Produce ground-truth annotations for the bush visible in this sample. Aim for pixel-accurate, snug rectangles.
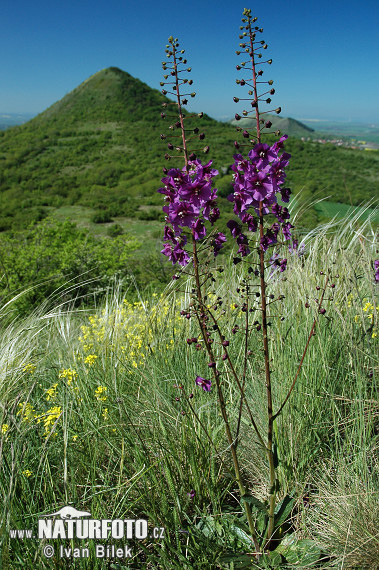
[91,211,113,223]
[0,217,140,315]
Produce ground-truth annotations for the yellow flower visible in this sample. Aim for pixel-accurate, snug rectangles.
[102,408,109,420]
[59,368,77,386]
[1,424,9,435]
[23,363,36,374]
[22,470,32,477]
[35,406,62,435]
[84,354,98,366]
[94,386,107,402]
[17,402,35,422]
[72,435,78,442]
[45,383,58,401]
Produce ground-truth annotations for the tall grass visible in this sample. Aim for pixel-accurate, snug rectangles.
[0,215,377,568]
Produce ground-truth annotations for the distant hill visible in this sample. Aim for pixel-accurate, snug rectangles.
[229,114,314,138]
[30,67,167,126]
[0,113,34,130]
[0,67,377,235]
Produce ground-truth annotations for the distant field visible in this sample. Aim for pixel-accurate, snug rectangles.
[299,119,379,145]
[313,200,379,222]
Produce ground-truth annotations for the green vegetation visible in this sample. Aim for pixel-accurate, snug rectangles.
[0,218,140,317]
[0,67,377,316]
[0,218,377,568]
[0,67,377,236]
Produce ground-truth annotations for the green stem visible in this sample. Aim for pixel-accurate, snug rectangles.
[258,202,276,547]
[192,237,260,552]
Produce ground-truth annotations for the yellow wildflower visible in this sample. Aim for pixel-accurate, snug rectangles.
[102,408,109,420]
[1,424,9,435]
[23,363,36,374]
[45,383,58,401]
[59,368,77,386]
[17,402,35,422]
[36,406,62,435]
[94,386,107,402]
[22,470,32,477]
[84,354,98,366]
[72,435,78,442]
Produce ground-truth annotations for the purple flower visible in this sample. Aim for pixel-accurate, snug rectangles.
[187,489,196,499]
[195,376,212,392]
[282,222,294,241]
[375,260,379,282]
[192,218,206,241]
[227,219,242,238]
[159,159,222,266]
[212,232,226,256]
[289,239,306,257]
[161,238,190,266]
[227,135,292,252]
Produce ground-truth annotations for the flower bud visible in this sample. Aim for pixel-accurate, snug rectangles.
[203,146,210,154]
[235,113,241,120]
[243,130,249,138]
[265,121,272,128]
[275,107,281,114]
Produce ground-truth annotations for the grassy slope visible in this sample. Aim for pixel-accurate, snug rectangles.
[0,217,378,568]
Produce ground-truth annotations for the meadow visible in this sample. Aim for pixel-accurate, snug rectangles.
[0,9,379,568]
[0,210,378,568]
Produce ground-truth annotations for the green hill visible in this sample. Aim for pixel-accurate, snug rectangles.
[0,66,377,236]
[229,114,314,138]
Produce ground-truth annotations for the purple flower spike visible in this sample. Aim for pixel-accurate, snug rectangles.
[227,135,292,252]
[159,158,222,266]
[195,376,212,392]
[188,489,196,499]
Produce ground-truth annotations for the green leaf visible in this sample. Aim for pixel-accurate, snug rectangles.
[274,495,295,528]
[285,539,322,565]
[241,494,267,514]
[219,553,255,569]
[229,524,256,548]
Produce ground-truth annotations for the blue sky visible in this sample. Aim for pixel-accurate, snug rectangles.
[1,0,378,123]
